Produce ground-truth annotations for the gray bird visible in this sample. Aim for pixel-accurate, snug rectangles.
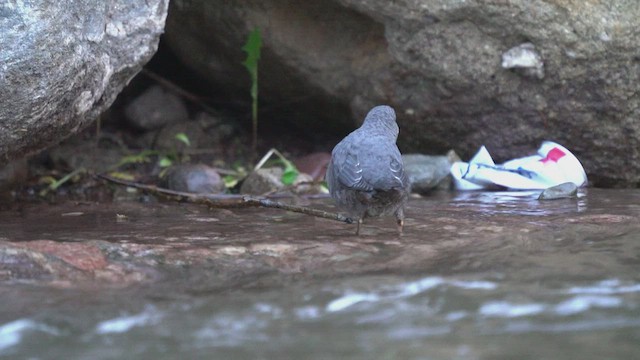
[326,105,411,235]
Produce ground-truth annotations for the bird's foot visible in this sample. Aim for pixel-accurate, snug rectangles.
[396,218,404,236]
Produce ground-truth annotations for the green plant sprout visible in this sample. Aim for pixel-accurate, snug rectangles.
[113,150,157,168]
[158,132,192,177]
[242,28,262,161]
[174,132,191,147]
[223,162,248,188]
[107,132,192,180]
[39,167,87,196]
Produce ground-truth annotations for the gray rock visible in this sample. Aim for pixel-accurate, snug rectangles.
[241,168,285,195]
[164,0,640,187]
[138,111,235,151]
[46,139,127,174]
[0,0,169,164]
[163,164,225,194]
[124,86,189,130]
[402,153,456,194]
[326,105,410,234]
[538,182,579,200]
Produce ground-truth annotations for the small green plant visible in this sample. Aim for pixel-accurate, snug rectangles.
[108,132,192,179]
[222,162,249,189]
[242,28,262,161]
[158,132,192,169]
[254,148,300,186]
[113,150,157,168]
[174,132,191,147]
[38,168,86,196]
[281,160,299,186]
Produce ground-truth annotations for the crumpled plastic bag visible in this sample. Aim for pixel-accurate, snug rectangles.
[450,141,587,190]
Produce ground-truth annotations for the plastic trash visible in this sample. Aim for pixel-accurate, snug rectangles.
[450,141,587,191]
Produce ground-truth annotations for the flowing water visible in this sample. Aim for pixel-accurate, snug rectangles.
[0,189,639,359]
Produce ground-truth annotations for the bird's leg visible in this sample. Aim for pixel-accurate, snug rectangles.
[396,219,404,236]
[395,208,405,236]
[355,218,363,235]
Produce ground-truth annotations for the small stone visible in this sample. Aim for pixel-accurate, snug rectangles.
[501,42,545,79]
[124,86,189,131]
[142,111,235,151]
[163,164,225,194]
[538,182,578,200]
[402,153,454,194]
[240,167,284,195]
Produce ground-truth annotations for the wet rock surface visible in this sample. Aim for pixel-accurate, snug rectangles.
[0,0,169,164]
[0,189,638,287]
[402,152,457,194]
[164,0,640,187]
[538,182,579,200]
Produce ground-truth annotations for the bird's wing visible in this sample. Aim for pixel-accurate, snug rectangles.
[334,149,375,191]
[362,150,409,191]
[388,155,408,188]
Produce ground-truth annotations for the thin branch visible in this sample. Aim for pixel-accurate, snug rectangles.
[96,174,352,224]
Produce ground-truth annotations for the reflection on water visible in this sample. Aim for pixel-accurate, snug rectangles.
[452,189,589,215]
[0,189,640,359]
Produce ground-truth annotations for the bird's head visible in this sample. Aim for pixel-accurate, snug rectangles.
[361,105,399,139]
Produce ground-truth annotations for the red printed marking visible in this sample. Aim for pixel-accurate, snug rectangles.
[540,147,566,164]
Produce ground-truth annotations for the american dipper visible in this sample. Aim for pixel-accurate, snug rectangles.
[326,105,410,235]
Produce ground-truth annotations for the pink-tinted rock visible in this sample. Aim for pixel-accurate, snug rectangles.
[294,152,331,181]
[15,240,109,272]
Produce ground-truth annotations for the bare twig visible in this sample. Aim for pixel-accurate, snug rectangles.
[96,174,352,224]
[253,148,294,172]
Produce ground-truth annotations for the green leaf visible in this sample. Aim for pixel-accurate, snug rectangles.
[242,28,262,158]
[49,168,86,191]
[158,156,173,168]
[38,168,86,196]
[38,175,58,186]
[242,28,262,80]
[114,150,158,168]
[223,175,238,188]
[107,172,136,181]
[281,163,299,185]
[281,169,298,185]
[175,132,191,146]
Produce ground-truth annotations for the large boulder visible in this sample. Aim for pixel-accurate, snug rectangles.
[0,0,169,164]
[164,0,640,187]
